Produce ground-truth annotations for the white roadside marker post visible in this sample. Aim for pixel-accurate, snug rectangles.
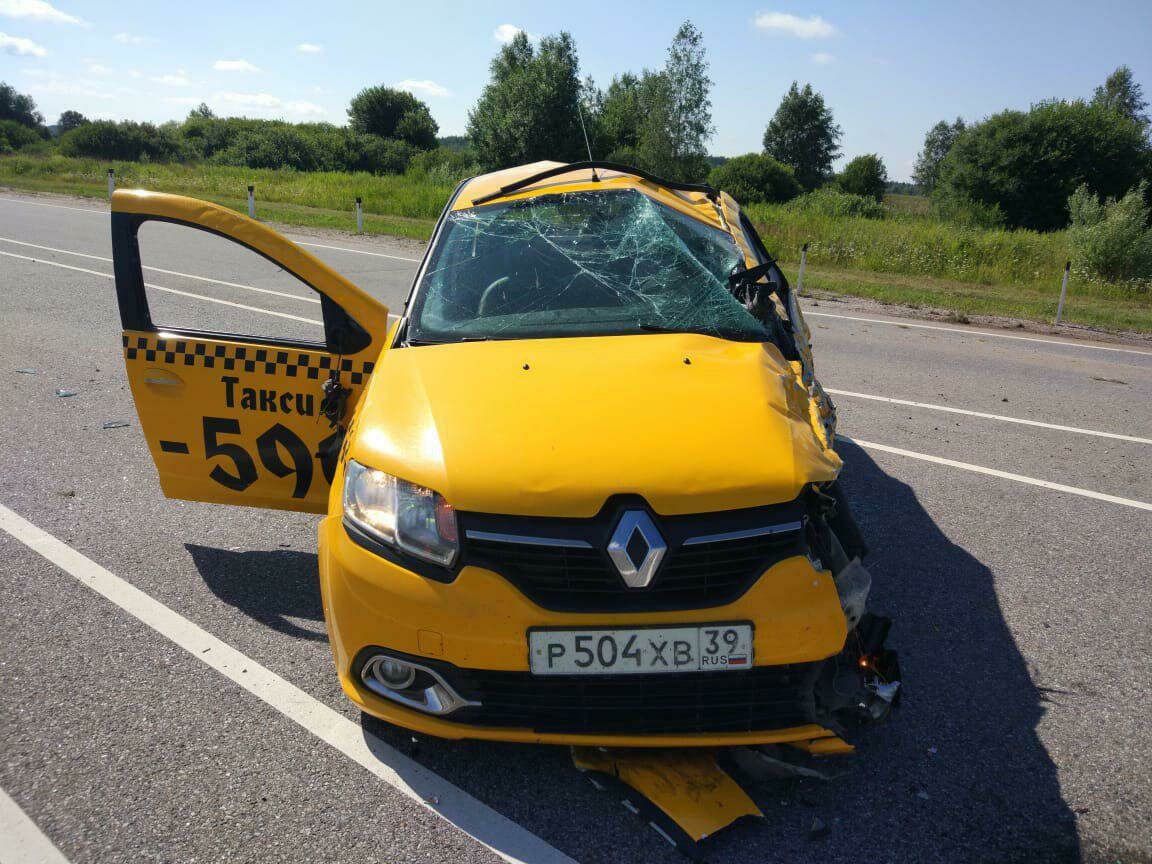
[356,197,363,234]
[247,185,256,219]
[1055,260,1070,324]
[107,168,115,199]
[796,242,809,296]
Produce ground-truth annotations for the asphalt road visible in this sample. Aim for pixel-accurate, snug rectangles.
[1,191,1150,864]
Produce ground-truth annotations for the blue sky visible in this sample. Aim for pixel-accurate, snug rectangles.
[1,0,1149,180]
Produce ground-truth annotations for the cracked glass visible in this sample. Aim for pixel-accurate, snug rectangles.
[408,189,773,344]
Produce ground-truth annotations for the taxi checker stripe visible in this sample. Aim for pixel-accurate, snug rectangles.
[121,333,376,385]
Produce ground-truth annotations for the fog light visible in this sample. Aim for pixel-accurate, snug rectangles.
[372,657,416,690]
[359,653,481,716]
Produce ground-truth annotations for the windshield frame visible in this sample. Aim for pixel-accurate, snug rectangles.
[400,185,773,347]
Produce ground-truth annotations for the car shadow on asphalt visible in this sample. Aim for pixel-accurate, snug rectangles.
[358,441,1081,864]
[185,544,327,642]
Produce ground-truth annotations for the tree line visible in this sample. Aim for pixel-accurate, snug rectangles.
[911,66,1150,232]
[3,32,1150,247]
[465,23,891,210]
[0,81,456,176]
[0,20,888,208]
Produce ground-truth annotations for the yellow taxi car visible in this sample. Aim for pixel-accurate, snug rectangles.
[113,161,896,751]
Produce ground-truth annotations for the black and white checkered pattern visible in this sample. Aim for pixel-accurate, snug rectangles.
[122,334,376,386]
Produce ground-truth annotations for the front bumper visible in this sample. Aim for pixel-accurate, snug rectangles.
[318,514,849,746]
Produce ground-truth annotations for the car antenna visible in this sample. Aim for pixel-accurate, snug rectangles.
[576,102,599,182]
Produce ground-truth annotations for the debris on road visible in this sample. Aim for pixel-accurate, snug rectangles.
[808,815,830,840]
[55,388,78,397]
[729,746,830,782]
[572,747,762,854]
[16,368,36,374]
[102,420,130,429]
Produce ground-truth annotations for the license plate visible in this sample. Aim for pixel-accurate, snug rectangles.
[528,624,753,676]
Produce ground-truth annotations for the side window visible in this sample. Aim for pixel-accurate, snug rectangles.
[136,220,325,345]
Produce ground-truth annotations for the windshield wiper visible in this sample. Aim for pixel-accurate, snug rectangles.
[408,335,493,346]
[637,323,764,342]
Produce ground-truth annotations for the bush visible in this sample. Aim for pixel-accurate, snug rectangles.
[408,146,481,182]
[936,100,1150,231]
[214,125,326,171]
[349,135,413,175]
[348,86,438,150]
[785,187,885,219]
[838,154,888,201]
[930,188,1006,229]
[60,120,187,161]
[1068,181,1152,287]
[0,118,43,153]
[708,153,802,205]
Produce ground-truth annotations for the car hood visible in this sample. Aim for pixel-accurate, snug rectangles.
[348,333,840,517]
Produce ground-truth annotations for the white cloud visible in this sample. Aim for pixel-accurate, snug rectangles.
[0,0,83,25]
[296,42,322,54]
[214,91,325,117]
[113,32,148,44]
[213,58,262,73]
[87,62,110,74]
[395,79,450,98]
[153,72,190,86]
[282,100,324,116]
[162,95,202,106]
[493,23,537,44]
[811,51,835,65]
[754,12,835,39]
[28,76,112,98]
[0,31,45,56]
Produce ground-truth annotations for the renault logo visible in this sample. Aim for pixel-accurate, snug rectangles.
[607,511,667,588]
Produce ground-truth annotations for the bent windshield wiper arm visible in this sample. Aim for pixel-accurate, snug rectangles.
[470,161,720,207]
[637,323,762,341]
[409,335,492,346]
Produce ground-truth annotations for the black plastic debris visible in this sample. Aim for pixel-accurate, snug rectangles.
[730,746,829,782]
[102,420,130,429]
[16,368,36,374]
[809,816,830,840]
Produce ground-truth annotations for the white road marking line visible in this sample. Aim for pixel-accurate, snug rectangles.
[840,436,1152,512]
[0,250,323,325]
[0,194,106,214]
[151,284,322,324]
[0,786,71,864]
[0,503,574,864]
[294,239,421,263]
[0,236,320,304]
[805,310,1152,357]
[826,388,1152,445]
[0,195,423,262]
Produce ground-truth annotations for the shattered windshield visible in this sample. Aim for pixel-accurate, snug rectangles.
[407,189,772,344]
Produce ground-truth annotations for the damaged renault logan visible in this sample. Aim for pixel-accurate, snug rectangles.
[112,161,898,757]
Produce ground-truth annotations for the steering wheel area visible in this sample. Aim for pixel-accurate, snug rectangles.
[478,275,513,317]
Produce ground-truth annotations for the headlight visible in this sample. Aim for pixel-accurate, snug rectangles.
[343,460,459,567]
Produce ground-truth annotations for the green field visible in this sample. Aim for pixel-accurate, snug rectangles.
[2,154,1149,334]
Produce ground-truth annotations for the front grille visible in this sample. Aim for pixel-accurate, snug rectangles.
[448,663,820,734]
[459,497,807,612]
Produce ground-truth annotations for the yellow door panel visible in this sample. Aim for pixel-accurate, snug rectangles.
[123,330,376,513]
[112,191,392,513]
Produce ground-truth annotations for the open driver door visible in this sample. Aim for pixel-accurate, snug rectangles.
[111,190,392,513]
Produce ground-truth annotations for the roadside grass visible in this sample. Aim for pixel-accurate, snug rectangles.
[745,201,1070,286]
[0,155,446,240]
[883,192,932,217]
[2,154,1148,333]
[793,266,1152,333]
